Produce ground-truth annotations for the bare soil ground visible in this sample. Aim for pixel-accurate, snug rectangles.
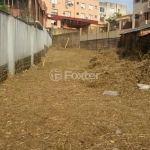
[0,48,150,150]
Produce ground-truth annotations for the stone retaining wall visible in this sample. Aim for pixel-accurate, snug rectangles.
[80,38,120,50]
[0,64,8,83]
[15,56,31,74]
[0,47,49,83]
[52,32,80,48]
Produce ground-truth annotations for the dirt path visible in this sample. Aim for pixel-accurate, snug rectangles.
[0,48,150,150]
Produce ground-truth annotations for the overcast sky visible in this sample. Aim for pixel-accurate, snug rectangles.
[104,0,133,14]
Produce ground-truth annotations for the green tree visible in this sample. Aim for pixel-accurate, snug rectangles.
[106,12,122,24]
[0,1,9,13]
[106,17,116,24]
[115,12,122,18]
[22,8,30,22]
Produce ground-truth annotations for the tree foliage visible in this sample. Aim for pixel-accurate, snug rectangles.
[22,8,30,22]
[0,1,9,13]
[106,12,122,24]
[106,17,116,24]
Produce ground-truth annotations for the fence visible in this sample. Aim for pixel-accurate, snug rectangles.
[79,27,132,50]
[0,11,52,82]
[51,28,78,36]
[80,29,131,41]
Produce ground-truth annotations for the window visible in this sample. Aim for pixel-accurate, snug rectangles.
[118,9,120,13]
[65,11,71,17]
[95,15,97,18]
[51,0,58,4]
[81,3,86,9]
[88,14,93,20]
[110,8,115,13]
[51,20,57,26]
[100,17,104,22]
[100,7,105,12]
[144,12,149,20]
[76,12,79,15]
[51,9,58,15]
[66,1,73,7]
[135,14,139,19]
[135,0,140,3]
[77,2,79,4]
[81,13,85,19]
[89,5,93,10]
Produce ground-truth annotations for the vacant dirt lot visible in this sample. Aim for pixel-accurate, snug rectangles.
[0,48,150,150]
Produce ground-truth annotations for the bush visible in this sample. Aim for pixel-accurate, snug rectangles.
[0,3,9,13]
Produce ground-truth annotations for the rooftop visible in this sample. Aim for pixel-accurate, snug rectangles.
[121,24,150,35]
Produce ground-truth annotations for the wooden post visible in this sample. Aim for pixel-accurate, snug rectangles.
[65,38,69,48]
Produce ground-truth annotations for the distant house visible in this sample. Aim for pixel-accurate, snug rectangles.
[99,2,127,23]
[116,14,132,29]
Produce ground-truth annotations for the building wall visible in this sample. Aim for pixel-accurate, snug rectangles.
[99,2,127,22]
[133,0,150,28]
[133,0,150,14]
[0,11,52,82]
[44,0,99,28]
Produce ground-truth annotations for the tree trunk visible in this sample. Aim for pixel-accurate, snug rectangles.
[28,0,31,10]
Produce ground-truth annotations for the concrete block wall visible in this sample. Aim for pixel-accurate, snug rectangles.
[80,38,120,50]
[52,32,80,48]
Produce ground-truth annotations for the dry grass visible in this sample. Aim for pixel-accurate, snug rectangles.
[0,47,150,150]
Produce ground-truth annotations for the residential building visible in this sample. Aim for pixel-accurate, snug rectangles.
[133,0,150,28]
[4,0,47,26]
[99,2,127,22]
[44,0,100,29]
[43,0,127,32]
[115,14,133,29]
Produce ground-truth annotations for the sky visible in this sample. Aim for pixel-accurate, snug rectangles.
[104,0,133,14]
